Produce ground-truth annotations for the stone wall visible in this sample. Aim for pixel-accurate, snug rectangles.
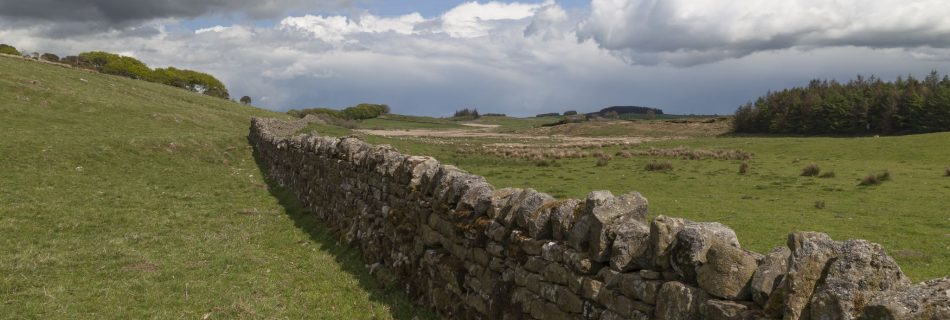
[249,117,948,320]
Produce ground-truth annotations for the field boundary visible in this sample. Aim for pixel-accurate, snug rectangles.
[250,116,948,320]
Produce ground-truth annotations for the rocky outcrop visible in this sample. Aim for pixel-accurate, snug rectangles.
[249,117,946,320]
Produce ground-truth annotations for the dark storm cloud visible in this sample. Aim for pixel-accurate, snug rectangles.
[578,0,950,66]
[0,0,347,36]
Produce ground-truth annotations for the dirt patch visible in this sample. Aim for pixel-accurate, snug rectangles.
[357,128,674,145]
[461,123,500,128]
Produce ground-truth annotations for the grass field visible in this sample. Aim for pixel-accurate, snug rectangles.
[0,56,434,319]
[2,53,947,320]
[333,118,950,281]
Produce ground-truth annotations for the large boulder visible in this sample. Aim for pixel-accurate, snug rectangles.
[808,239,911,320]
[861,277,950,320]
[588,192,649,262]
[609,216,653,271]
[668,222,740,283]
[750,246,790,307]
[696,243,759,300]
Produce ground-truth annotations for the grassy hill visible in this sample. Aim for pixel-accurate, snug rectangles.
[0,56,432,318]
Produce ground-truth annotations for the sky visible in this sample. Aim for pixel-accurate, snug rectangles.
[2,0,950,116]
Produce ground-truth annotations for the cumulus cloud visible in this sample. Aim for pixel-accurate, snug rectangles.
[578,0,950,66]
[439,1,547,38]
[279,13,424,42]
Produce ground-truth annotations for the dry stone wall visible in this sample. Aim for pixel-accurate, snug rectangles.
[249,117,949,320]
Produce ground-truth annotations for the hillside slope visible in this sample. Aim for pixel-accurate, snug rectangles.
[0,56,431,318]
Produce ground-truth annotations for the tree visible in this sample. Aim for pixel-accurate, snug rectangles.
[40,53,60,62]
[78,51,152,79]
[0,44,20,56]
[240,96,252,105]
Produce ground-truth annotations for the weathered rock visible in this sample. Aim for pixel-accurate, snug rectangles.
[861,277,950,320]
[609,216,653,271]
[750,246,790,307]
[487,188,521,220]
[640,269,662,280]
[511,189,556,232]
[567,212,594,251]
[456,182,493,216]
[588,192,649,262]
[620,273,663,304]
[581,277,604,300]
[564,249,600,275]
[550,199,580,241]
[808,239,911,320]
[701,299,749,320]
[697,243,759,300]
[669,222,741,283]
[656,281,706,320]
[780,232,841,320]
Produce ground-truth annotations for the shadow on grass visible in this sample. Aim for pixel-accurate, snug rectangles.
[250,139,436,320]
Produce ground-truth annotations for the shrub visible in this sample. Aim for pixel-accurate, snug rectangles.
[536,112,560,118]
[0,43,20,56]
[819,171,836,178]
[288,107,343,119]
[342,103,390,120]
[482,113,506,117]
[801,164,821,177]
[563,110,578,116]
[739,162,749,174]
[645,161,673,171]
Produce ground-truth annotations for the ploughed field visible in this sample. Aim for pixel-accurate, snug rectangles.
[304,112,950,282]
[0,56,434,318]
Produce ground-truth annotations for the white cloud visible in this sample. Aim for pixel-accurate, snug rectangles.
[440,1,547,38]
[578,0,950,66]
[279,13,425,42]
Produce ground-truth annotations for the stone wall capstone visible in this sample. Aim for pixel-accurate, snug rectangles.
[249,117,949,320]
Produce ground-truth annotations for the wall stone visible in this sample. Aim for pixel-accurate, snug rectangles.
[249,117,948,320]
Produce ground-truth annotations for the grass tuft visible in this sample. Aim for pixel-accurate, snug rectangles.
[945,167,950,177]
[801,164,821,176]
[859,171,890,186]
[645,161,674,171]
[738,161,749,175]
[818,171,836,178]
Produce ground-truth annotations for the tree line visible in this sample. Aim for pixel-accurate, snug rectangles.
[734,72,950,134]
[1,43,232,100]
